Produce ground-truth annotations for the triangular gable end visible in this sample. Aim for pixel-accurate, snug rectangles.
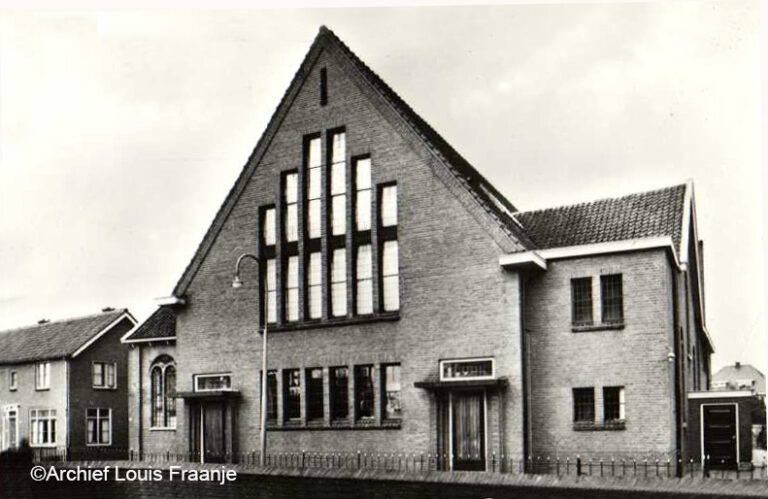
[172,26,532,297]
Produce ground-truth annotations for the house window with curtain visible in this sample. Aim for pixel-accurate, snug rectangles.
[354,365,375,420]
[86,408,111,446]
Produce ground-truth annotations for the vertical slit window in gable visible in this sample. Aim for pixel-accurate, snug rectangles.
[320,67,328,106]
[262,207,276,247]
[380,184,397,227]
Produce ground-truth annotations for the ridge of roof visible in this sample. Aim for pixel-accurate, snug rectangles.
[0,309,133,365]
[513,184,688,252]
[170,25,534,296]
[514,183,687,218]
[0,308,129,336]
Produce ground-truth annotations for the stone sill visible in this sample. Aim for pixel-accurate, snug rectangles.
[268,312,400,332]
[267,421,401,431]
[573,421,626,431]
[571,322,625,333]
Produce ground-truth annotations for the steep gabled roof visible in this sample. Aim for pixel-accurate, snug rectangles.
[0,309,134,365]
[514,184,687,252]
[171,26,533,297]
[713,363,766,394]
[123,307,176,343]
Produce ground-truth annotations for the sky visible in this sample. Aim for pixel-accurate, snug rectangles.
[0,1,764,376]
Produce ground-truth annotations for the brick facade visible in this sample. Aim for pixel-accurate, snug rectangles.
[127,27,712,470]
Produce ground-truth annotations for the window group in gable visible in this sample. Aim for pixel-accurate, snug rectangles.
[257,128,400,328]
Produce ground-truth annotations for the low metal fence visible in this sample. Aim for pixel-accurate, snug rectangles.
[25,447,768,480]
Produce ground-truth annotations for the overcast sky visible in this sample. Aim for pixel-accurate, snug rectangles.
[0,1,764,375]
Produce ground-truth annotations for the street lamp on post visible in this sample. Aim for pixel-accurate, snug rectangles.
[232,252,268,467]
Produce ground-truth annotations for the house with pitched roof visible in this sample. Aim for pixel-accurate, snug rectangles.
[0,309,136,458]
[124,26,712,472]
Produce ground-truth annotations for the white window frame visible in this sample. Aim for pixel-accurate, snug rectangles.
[92,361,117,389]
[439,357,495,382]
[35,362,51,390]
[193,373,233,392]
[29,408,57,447]
[85,408,112,446]
[9,370,18,391]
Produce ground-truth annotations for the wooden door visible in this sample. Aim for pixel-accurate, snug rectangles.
[703,404,737,470]
[452,391,485,471]
[189,402,227,463]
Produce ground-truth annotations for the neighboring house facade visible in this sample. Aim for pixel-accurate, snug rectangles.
[712,362,765,395]
[125,27,712,471]
[0,309,136,458]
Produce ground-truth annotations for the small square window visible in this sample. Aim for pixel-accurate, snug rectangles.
[92,362,116,389]
[9,371,17,391]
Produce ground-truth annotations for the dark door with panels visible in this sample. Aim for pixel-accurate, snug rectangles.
[189,402,227,463]
[703,404,737,470]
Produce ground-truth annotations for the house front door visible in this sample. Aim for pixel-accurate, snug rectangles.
[189,402,227,463]
[1,405,19,451]
[703,404,738,470]
[437,391,486,471]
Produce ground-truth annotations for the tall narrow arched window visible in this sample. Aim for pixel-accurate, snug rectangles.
[164,366,176,427]
[149,355,176,429]
[151,366,163,427]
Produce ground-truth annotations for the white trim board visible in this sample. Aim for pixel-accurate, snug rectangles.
[688,391,755,399]
[73,312,137,358]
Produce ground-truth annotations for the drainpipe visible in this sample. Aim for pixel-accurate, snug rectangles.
[137,346,143,460]
[520,274,532,467]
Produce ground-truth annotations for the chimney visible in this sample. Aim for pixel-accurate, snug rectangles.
[102,307,115,312]
[37,319,49,325]
[735,361,741,369]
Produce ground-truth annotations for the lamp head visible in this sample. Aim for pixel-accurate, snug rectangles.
[232,275,243,289]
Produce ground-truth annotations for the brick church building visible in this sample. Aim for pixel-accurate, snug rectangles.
[124,27,712,471]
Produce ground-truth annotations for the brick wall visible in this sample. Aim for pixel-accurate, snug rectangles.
[68,318,133,453]
[525,249,677,460]
[159,43,526,461]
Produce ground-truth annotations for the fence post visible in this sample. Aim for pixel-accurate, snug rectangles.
[576,456,582,477]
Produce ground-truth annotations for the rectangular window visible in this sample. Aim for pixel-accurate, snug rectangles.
[355,157,372,232]
[285,255,299,322]
[331,248,347,317]
[266,258,277,324]
[283,172,299,242]
[9,371,17,391]
[381,240,399,311]
[262,207,276,246]
[571,277,593,325]
[603,386,625,422]
[330,132,346,236]
[601,274,624,323]
[29,409,56,446]
[354,365,375,420]
[265,370,277,422]
[573,387,595,423]
[307,252,322,319]
[92,362,116,389]
[35,362,50,390]
[306,368,324,421]
[356,244,373,315]
[319,67,328,106]
[381,364,402,420]
[194,373,232,392]
[330,366,349,420]
[440,358,494,381]
[380,184,397,227]
[283,369,301,421]
[86,408,111,446]
[306,137,322,239]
